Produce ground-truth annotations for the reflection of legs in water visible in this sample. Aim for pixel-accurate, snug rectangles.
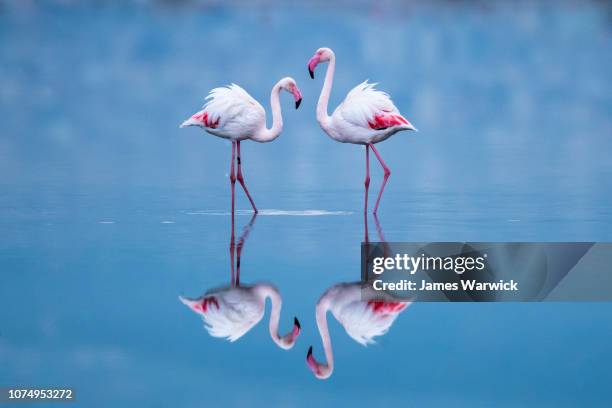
[372,213,387,242]
[234,213,257,286]
[373,213,391,259]
[364,145,370,214]
[364,211,369,244]
[363,213,391,281]
[229,212,258,287]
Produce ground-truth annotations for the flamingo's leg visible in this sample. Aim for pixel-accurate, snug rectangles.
[230,141,237,214]
[230,225,236,286]
[370,143,391,214]
[230,141,237,286]
[364,145,370,214]
[236,141,258,213]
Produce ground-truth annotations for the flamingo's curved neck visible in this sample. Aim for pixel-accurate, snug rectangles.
[314,299,334,378]
[255,284,286,348]
[317,52,336,130]
[253,82,283,143]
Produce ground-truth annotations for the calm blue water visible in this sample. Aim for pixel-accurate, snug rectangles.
[1,1,611,407]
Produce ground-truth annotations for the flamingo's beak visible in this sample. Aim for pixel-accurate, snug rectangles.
[308,55,320,79]
[306,345,332,379]
[306,346,316,371]
[278,317,301,350]
[293,317,301,337]
[293,88,303,110]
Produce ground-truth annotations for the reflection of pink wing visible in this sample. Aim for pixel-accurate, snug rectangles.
[336,299,410,346]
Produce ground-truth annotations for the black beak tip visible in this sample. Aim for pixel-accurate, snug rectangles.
[295,99,302,110]
[294,317,301,329]
[309,69,314,79]
[307,346,313,357]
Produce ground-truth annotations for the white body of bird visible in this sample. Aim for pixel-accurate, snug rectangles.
[180,283,300,350]
[308,48,416,145]
[307,282,411,379]
[180,78,302,143]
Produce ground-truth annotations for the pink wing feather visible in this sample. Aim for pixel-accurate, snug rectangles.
[181,84,264,135]
[335,81,411,130]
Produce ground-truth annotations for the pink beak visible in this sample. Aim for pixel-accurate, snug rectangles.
[306,346,318,372]
[293,87,303,109]
[306,346,330,379]
[308,55,321,79]
[292,317,301,338]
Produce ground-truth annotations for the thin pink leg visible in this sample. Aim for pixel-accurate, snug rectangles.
[370,143,391,214]
[229,142,236,286]
[236,141,258,213]
[230,141,237,216]
[364,145,370,214]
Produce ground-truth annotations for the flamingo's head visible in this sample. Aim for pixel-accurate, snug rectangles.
[308,47,334,79]
[275,317,302,350]
[306,346,333,379]
[278,77,303,109]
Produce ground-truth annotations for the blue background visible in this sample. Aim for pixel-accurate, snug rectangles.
[1,1,611,406]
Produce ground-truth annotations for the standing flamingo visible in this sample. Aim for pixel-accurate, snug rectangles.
[307,47,417,213]
[179,214,301,350]
[306,215,411,379]
[180,77,303,213]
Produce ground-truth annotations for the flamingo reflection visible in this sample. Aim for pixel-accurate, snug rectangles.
[180,213,301,350]
[306,214,411,379]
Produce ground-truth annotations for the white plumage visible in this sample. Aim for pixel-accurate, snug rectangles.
[179,283,300,350]
[306,282,411,379]
[195,84,265,140]
[322,283,409,345]
[180,77,302,143]
[183,287,263,342]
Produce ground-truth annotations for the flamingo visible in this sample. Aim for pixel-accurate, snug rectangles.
[180,77,303,213]
[306,283,411,379]
[179,214,301,350]
[307,47,417,214]
[306,215,411,379]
